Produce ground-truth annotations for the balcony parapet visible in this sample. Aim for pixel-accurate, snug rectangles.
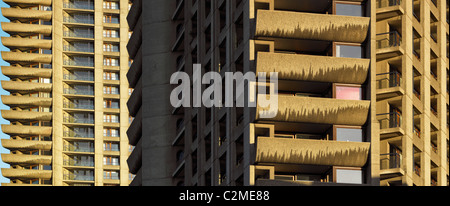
[1,139,52,150]
[2,125,52,136]
[1,168,52,179]
[1,37,52,50]
[1,81,52,93]
[255,137,370,167]
[1,51,52,64]
[1,96,52,107]
[3,0,51,6]
[255,10,370,43]
[257,52,370,84]
[1,110,52,121]
[1,66,52,78]
[1,7,52,21]
[1,22,52,35]
[1,154,52,165]
[256,96,370,126]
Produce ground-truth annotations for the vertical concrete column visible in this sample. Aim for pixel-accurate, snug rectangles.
[94,0,104,186]
[52,0,64,186]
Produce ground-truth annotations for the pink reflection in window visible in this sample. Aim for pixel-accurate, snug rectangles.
[336,86,362,100]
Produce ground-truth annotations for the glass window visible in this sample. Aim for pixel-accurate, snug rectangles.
[336,45,363,58]
[336,127,363,142]
[335,3,364,17]
[335,86,362,100]
[335,169,363,184]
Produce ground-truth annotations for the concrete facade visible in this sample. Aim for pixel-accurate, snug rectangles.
[126,0,450,186]
[1,0,133,186]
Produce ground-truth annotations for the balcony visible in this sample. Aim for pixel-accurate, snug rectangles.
[376,31,404,60]
[63,16,94,25]
[1,168,52,179]
[376,71,404,100]
[255,137,370,167]
[1,125,52,136]
[1,22,52,35]
[64,45,94,53]
[255,10,370,44]
[63,59,94,67]
[63,73,94,81]
[3,0,52,6]
[1,96,52,107]
[1,139,52,150]
[64,88,94,96]
[255,96,370,126]
[1,154,52,165]
[64,145,94,153]
[64,130,94,138]
[64,174,94,181]
[380,153,404,179]
[1,66,52,79]
[1,51,52,64]
[63,102,94,110]
[1,7,52,21]
[1,81,52,93]
[1,37,52,50]
[377,112,404,138]
[1,110,52,121]
[256,52,370,85]
[64,30,94,39]
[64,159,94,167]
[376,0,404,20]
[64,117,94,124]
[63,1,94,10]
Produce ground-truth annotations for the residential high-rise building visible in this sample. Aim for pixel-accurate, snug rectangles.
[128,0,450,186]
[0,0,133,186]
[375,0,449,186]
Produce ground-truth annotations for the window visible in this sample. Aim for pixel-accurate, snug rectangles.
[103,86,119,94]
[104,171,119,179]
[335,85,362,100]
[104,114,119,123]
[103,29,119,38]
[104,142,119,151]
[103,72,119,80]
[104,128,119,137]
[335,168,363,184]
[335,3,364,17]
[103,58,119,66]
[335,44,363,58]
[103,43,119,52]
[335,127,364,142]
[104,99,119,109]
[103,156,119,165]
[103,15,119,24]
[103,1,119,9]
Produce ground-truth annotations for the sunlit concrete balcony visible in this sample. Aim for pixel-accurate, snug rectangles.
[1,168,52,179]
[255,10,370,43]
[376,31,404,60]
[376,71,404,100]
[1,125,52,136]
[1,22,52,35]
[1,110,52,121]
[376,0,404,20]
[3,0,51,6]
[255,137,370,167]
[1,37,52,50]
[256,96,370,126]
[1,96,52,107]
[1,51,52,64]
[257,52,370,84]
[1,66,52,79]
[1,154,52,165]
[1,7,52,21]
[1,139,52,150]
[1,81,52,93]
